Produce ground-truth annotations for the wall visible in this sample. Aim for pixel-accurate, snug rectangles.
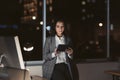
[26,65,43,77]
[26,61,119,80]
[25,61,43,77]
[77,62,119,80]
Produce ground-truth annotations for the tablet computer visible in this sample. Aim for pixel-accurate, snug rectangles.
[57,44,69,51]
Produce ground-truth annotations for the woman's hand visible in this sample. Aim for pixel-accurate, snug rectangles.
[54,48,60,56]
[65,47,73,55]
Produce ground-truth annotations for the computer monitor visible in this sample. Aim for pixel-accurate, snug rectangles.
[0,36,25,69]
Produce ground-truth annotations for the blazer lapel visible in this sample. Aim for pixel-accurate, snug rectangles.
[65,37,69,45]
[51,36,56,49]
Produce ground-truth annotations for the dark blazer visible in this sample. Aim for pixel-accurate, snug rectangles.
[43,35,76,80]
[43,36,79,80]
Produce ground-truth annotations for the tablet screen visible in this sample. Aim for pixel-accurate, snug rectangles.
[57,44,68,51]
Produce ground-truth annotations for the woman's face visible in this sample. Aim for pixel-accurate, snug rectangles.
[55,21,65,36]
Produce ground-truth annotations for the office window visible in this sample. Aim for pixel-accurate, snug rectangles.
[110,0,120,59]
[48,0,107,61]
[19,0,43,61]
[1,0,120,62]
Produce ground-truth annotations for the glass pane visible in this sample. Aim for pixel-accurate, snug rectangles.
[110,1,120,59]
[19,0,43,61]
[46,0,107,62]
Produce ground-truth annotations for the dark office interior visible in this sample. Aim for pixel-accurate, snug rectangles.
[0,0,120,80]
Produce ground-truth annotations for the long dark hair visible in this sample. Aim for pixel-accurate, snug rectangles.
[52,19,68,37]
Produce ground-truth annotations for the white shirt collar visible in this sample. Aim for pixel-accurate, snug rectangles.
[55,35,65,40]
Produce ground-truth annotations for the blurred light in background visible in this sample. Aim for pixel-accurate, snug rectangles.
[32,16,36,20]
[110,24,114,31]
[39,1,42,7]
[98,23,103,27]
[40,21,43,25]
[82,16,86,20]
[81,1,86,5]
[46,26,51,31]
[46,0,49,5]
[82,9,86,13]
[36,26,40,30]
[50,0,53,4]
[23,42,34,52]
[49,6,53,12]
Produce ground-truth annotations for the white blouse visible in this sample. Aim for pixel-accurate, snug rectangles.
[52,35,67,64]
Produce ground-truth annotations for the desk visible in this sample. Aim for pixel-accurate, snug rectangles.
[0,67,47,80]
[105,70,120,80]
[31,75,47,80]
[0,67,31,80]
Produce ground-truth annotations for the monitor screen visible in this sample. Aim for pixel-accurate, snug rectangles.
[0,36,25,69]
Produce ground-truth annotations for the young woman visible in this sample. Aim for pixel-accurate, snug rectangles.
[43,20,75,80]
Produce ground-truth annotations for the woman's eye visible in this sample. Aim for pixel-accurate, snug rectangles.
[56,26,60,28]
